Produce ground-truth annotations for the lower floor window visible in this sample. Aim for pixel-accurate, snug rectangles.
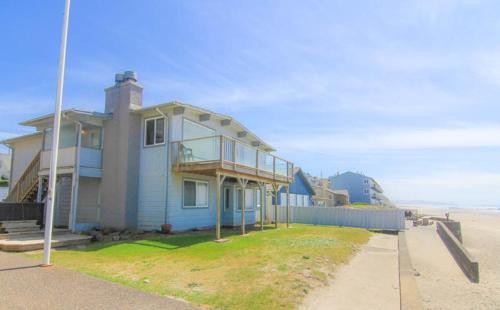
[183,179,208,208]
[237,188,254,210]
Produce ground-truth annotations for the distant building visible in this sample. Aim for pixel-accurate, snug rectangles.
[274,167,315,207]
[330,189,350,206]
[329,171,391,206]
[311,179,349,207]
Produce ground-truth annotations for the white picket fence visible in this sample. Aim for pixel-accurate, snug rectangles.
[268,206,405,230]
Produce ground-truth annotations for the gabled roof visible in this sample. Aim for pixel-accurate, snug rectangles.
[139,101,276,152]
[0,132,42,145]
[294,167,316,195]
[330,189,349,197]
[13,102,276,152]
[20,109,110,127]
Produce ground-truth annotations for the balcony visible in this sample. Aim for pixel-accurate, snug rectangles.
[171,135,294,184]
[40,147,102,176]
[371,182,383,193]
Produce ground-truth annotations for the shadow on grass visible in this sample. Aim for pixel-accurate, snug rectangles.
[67,225,279,253]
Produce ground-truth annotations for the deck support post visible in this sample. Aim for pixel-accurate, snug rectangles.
[215,172,221,240]
[237,177,249,235]
[215,172,226,241]
[258,182,265,231]
[272,183,280,229]
[286,185,290,228]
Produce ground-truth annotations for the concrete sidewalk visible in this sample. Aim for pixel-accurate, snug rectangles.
[301,233,400,310]
[0,251,197,310]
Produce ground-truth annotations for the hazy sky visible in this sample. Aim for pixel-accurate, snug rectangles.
[1,1,499,205]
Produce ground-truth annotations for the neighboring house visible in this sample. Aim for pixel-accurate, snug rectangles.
[329,171,391,206]
[311,179,349,207]
[274,168,315,207]
[0,153,11,180]
[331,189,349,206]
[0,153,10,200]
[1,71,294,233]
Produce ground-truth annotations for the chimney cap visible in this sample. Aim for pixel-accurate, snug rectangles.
[123,71,137,82]
[115,71,138,85]
[115,73,124,83]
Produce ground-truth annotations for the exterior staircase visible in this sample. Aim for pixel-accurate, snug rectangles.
[0,220,40,234]
[5,151,46,203]
[0,221,91,252]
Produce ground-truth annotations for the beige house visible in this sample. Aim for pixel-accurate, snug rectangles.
[311,179,349,207]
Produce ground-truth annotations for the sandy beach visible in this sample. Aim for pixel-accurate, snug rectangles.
[405,207,500,309]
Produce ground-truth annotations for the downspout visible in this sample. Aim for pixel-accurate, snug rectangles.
[67,115,82,232]
[156,107,170,225]
[7,145,14,194]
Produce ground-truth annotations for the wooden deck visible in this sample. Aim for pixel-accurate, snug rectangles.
[172,135,294,184]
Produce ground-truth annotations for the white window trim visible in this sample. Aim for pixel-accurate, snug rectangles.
[144,116,166,147]
[182,178,209,209]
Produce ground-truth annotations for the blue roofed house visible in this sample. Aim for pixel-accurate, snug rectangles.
[1,72,294,238]
[274,168,315,207]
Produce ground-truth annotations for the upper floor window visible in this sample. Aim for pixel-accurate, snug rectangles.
[43,124,77,150]
[81,125,102,149]
[364,179,369,184]
[364,189,369,194]
[145,117,165,146]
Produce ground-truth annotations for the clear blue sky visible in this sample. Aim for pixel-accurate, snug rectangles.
[1,1,499,205]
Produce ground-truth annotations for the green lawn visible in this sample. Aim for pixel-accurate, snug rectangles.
[348,203,387,210]
[29,224,370,309]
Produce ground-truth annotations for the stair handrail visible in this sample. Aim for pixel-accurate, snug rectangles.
[6,151,41,202]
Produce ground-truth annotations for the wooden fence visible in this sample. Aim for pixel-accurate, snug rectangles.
[0,202,45,226]
[269,206,405,230]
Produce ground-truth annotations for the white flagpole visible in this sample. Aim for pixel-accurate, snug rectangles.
[42,0,71,266]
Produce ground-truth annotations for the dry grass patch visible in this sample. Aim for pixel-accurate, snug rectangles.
[28,224,370,309]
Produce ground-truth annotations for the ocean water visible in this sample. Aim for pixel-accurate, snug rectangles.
[396,201,500,214]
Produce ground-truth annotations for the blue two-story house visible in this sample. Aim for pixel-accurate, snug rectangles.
[329,171,390,206]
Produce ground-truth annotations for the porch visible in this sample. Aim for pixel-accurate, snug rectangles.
[171,135,295,241]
